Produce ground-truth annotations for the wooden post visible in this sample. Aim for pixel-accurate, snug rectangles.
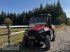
[7,25,10,45]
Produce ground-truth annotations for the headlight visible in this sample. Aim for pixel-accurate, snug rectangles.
[39,29,44,33]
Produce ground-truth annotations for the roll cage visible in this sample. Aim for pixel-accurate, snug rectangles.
[28,14,52,28]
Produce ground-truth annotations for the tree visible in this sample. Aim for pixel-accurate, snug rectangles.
[39,4,43,14]
[0,11,6,24]
[67,17,70,25]
[56,0,63,16]
[3,18,12,25]
[0,0,67,25]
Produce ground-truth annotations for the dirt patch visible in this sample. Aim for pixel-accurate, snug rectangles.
[48,26,70,52]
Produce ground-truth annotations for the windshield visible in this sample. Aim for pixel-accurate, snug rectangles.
[29,16,47,27]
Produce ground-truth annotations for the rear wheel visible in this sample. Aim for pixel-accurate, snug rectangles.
[45,35,50,50]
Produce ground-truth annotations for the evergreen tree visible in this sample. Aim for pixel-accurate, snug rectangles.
[0,0,67,25]
[39,4,43,14]
[56,0,63,16]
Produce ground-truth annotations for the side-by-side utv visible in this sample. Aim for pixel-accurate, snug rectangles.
[21,14,55,50]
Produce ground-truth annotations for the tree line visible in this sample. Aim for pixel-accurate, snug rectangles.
[0,0,68,25]
[66,17,70,25]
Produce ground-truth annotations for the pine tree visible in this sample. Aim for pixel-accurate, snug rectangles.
[56,0,63,16]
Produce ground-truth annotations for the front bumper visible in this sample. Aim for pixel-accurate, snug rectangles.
[28,36,35,39]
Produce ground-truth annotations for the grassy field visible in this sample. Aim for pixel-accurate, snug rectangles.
[0,28,26,47]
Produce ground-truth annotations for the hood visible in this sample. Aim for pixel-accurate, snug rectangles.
[29,25,48,31]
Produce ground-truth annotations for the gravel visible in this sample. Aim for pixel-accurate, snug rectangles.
[48,27,70,52]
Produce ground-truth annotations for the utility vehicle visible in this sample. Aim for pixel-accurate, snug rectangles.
[21,14,55,50]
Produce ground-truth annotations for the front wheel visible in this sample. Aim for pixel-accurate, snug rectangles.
[44,35,50,50]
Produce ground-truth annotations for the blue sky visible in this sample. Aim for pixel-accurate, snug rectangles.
[0,0,70,17]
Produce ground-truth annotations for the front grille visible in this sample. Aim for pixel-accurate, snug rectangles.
[28,36,35,39]
[28,30,38,36]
